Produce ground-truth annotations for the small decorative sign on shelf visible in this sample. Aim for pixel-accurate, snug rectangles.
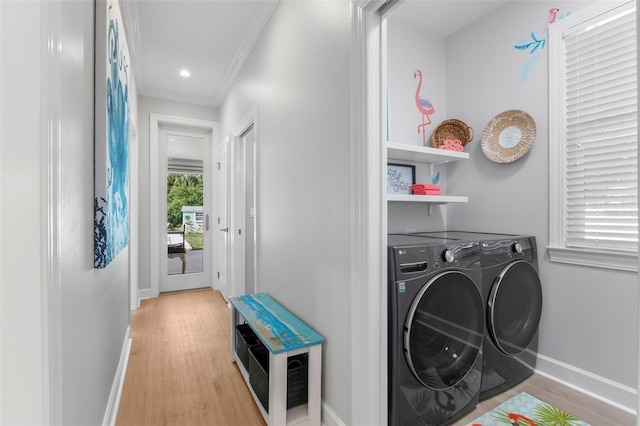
[387,163,416,195]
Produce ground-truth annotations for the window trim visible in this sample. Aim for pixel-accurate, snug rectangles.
[547,0,638,272]
[547,246,638,272]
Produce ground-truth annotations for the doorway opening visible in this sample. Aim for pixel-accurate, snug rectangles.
[149,114,219,297]
[160,127,210,293]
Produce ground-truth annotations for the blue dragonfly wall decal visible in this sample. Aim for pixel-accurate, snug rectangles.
[515,32,545,54]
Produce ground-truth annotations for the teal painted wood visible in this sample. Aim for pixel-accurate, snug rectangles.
[230,293,325,354]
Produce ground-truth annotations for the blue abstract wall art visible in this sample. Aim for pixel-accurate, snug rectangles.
[95,0,130,268]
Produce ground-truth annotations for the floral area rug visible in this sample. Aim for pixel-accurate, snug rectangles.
[467,391,590,426]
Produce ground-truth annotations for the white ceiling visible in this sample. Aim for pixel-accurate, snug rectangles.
[123,0,277,107]
[389,0,510,36]
[124,0,508,108]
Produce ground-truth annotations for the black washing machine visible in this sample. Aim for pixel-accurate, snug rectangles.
[388,234,484,425]
[412,231,543,401]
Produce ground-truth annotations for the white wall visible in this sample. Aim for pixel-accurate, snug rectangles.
[218,2,353,423]
[387,20,447,147]
[1,1,134,424]
[445,0,638,410]
[0,2,45,423]
[386,18,449,232]
[136,96,218,296]
[59,1,133,424]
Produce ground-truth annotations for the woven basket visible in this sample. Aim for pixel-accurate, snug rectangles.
[431,119,473,149]
[235,324,261,371]
[480,109,536,163]
[248,344,308,412]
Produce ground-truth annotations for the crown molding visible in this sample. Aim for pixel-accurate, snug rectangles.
[214,1,278,106]
[119,0,144,93]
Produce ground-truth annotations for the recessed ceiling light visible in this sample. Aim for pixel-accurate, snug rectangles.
[179,69,191,78]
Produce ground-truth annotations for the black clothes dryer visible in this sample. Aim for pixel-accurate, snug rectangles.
[412,231,543,401]
[388,234,484,425]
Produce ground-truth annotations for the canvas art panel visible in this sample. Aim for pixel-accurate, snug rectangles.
[95,0,130,268]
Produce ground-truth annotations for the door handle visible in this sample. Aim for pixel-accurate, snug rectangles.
[220,227,229,232]
[206,214,210,231]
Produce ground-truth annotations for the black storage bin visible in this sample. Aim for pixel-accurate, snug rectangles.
[248,344,308,412]
[235,324,261,371]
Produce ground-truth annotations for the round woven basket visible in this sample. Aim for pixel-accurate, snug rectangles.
[431,119,474,149]
[480,110,536,163]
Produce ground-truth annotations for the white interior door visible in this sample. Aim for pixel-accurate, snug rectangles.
[229,124,258,296]
[230,134,246,298]
[159,126,213,293]
[242,125,256,296]
[217,138,229,300]
[228,110,258,299]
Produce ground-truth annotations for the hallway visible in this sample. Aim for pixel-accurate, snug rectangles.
[116,289,265,425]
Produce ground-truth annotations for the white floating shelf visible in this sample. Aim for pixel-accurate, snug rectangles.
[387,194,469,204]
[387,141,469,165]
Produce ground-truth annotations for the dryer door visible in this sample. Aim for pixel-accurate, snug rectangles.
[404,271,484,390]
[488,260,542,356]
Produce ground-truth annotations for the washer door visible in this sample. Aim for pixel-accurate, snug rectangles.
[404,271,484,390]
[488,260,542,356]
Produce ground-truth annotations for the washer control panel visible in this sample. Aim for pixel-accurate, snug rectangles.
[389,240,481,280]
[431,242,480,270]
[394,246,430,276]
[442,249,455,263]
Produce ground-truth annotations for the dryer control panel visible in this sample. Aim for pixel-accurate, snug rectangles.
[481,236,537,263]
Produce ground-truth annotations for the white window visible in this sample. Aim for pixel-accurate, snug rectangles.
[548,0,637,271]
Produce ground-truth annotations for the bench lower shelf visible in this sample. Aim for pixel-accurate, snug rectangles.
[233,351,311,425]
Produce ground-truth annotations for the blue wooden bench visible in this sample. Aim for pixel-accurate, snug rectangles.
[230,293,325,425]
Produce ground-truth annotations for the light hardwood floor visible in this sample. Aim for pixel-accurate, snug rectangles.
[117,289,635,425]
[116,289,266,426]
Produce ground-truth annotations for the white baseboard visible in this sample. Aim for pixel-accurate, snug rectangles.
[137,288,153,308]
[102,327,132,426]
[322,400,346,426]
[536,353,637,415]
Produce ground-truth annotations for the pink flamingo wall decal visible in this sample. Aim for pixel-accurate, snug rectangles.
[414,70,435,146]
[543,7,559,35]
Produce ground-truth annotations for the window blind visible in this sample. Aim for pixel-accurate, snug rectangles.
[563,3,638,252]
